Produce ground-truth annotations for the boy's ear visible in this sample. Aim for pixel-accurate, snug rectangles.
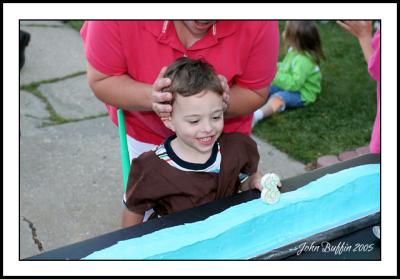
[162,117,175,132]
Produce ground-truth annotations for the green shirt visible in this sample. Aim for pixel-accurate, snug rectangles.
[272,48,321,105]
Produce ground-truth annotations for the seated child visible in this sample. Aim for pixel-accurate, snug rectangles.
[252,21,325,127]
[123,57,265,226]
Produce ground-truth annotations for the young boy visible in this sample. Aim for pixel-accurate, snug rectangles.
[123,57,263,226]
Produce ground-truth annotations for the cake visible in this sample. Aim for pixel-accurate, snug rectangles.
[260,173,281,204]
[84,164,380,260]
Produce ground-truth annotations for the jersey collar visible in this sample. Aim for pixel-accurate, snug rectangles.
[143,20,237,50]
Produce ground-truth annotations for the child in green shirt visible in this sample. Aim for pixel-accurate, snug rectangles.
[252,21,325,127]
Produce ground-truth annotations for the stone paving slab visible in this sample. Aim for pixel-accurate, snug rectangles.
[20,90,49,119]
[20,20,65,27]
[20,114,43,137]
[251,135,306,180]
[338,150,359,161]
[317,155,341,168]
[20,90,50,136]
[356,145,370,155]
[316,145,371,168]
[40,74,107,119]
[20,217,41,260]
[20,117,124,259]
[19,25,86,85]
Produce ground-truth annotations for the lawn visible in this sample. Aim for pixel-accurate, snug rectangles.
[66,20,84,32]
[253,21,377,163]
[67,20,377,164]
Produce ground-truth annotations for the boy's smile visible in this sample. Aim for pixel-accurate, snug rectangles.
[197,135,215,146]
[166,90,224,164]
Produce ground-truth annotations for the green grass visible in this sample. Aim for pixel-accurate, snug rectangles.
[66,20,84,32]
[253,21,377,163]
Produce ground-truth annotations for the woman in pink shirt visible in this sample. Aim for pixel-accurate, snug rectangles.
[81,21,279,156]
[81,20,280,226]
[337,21,381,154]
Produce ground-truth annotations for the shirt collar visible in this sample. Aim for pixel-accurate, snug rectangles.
[163,134,220,171]
[144,20,237,40]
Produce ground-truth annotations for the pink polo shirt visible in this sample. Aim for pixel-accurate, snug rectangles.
[368,29,380,154]
[81,20,279,144]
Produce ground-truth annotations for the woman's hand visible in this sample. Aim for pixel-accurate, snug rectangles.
[336,20,374,63]
[151,66,173,120]
[336,20,372,41]
[218,74,231,114]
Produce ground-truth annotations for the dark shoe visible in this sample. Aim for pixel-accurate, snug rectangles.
[20,30,31,70]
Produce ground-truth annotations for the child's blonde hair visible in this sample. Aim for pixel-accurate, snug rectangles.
[284,21,325,65]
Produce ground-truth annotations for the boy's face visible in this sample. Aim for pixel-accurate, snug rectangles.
[166,90,224,155]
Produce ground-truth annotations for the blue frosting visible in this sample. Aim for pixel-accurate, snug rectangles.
[84,164,380,260]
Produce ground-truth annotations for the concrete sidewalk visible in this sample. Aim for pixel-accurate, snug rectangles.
[19,21,306,259]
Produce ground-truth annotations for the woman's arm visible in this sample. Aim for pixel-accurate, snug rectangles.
[336,20,373,63]
[225,85,269,118]
[86,63,173,113]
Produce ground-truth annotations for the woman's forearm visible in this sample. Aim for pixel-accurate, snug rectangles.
[225,85,269,118]
[336,21,373,64]
[89,74,153,111]
[86,63,153,111]
[358,36,373,64]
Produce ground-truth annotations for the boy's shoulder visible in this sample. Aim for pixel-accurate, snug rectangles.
[132,149,159,169]
[219,132,257,147]
[218,132,259,170]
[220,131,244,141]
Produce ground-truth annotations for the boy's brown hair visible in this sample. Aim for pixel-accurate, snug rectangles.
[284,21,325,65]
[163,57,223,104]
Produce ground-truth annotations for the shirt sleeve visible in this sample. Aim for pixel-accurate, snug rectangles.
[235,21,280,90]
[272,54,316,92]
[123,155,157,214]
[237,134,260,175]
[368,29,380,83]
[80,20,127,76]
